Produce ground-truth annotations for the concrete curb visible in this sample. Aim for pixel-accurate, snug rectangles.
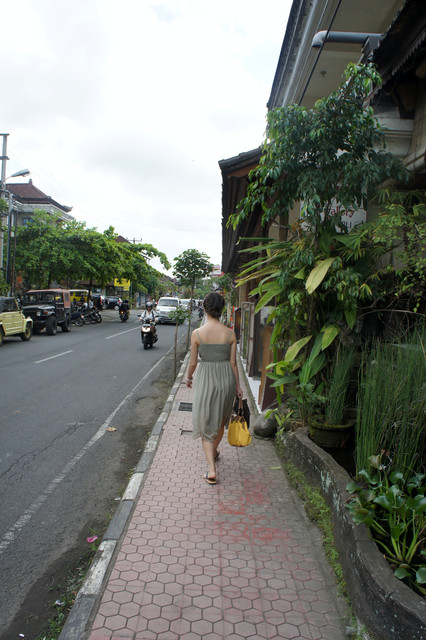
[280,428,426,640]
[58,352,190,640]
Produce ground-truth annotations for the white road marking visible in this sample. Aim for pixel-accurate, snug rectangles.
[0,347,172,555]
[34,350,74,364]
[105,327,139,339]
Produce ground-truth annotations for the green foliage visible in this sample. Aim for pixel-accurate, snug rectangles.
[216,272,238,306]
[0,270,8,295]
[231,63,406,230]
[355,327,426,476]
[174,249,213,347]
[173,249,213,291]
[325,346,356,425]
[346,458,426,596]
[342,189,426,312]
[168,305,189,326]
[229,63,412,417]
[14,212,167,293]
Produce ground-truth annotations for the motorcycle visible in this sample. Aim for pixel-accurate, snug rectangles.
[119,308,130,322]
[71,310,84,327]
[140,318,158,349]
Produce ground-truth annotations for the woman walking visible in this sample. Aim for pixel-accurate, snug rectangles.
[185,292,243,484]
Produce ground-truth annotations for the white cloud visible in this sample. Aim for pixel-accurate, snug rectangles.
[0,0,292,273]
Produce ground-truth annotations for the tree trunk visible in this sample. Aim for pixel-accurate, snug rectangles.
[174,321,179,378]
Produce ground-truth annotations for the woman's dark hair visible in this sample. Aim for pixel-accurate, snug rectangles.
[203,292,225,319]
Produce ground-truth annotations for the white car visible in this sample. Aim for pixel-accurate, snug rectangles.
[156,297,180,323]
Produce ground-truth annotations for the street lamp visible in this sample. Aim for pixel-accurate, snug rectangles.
[9,169,30,179]
[2,169,31,295]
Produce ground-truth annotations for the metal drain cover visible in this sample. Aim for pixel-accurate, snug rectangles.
[178,402,193,412]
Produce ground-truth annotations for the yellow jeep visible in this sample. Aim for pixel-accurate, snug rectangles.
[0,296,33,346]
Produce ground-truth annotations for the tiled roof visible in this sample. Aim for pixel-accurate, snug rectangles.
[6,180,72,213]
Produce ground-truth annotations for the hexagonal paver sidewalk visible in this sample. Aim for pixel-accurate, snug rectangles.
[87,364,348,639]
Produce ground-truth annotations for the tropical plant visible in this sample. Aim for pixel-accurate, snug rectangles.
[228,63,406,409]
[339,189,426,315]
[324,346,356,425]
[355,326,426,476]
[346,456,426,596]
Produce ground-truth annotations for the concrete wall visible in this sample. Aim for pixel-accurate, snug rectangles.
[280,429,426,640]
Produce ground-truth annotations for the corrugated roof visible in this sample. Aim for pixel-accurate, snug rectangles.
[372,0,426,83]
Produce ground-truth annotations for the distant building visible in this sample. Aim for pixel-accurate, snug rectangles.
[7,179,73,226]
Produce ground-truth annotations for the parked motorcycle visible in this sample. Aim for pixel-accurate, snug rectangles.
[140,319,158,349]
[119,309,130,322]
[71,310,84,327]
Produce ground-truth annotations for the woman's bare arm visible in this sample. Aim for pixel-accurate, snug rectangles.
[230,333,243,398]
[185,330,199,387]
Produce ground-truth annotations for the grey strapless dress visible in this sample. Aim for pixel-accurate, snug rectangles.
[192,342,236,442]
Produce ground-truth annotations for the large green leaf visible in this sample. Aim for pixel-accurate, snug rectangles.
[416,567,426,584]
[345,307,357,329]
[394,567,410,580]
[254,282,282,312]
[284,336,312,362]
[305,258,334,294]
[271,374,298,388]
[321,325,340,350]
[308,333,324,363]
[374,495,393,511]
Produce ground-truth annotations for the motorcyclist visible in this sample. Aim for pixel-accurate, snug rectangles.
[140,301,158,340]
[119,299,130,319]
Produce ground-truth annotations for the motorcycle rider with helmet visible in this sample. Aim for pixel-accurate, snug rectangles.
[140,301,158,340]
[119,298,130,321]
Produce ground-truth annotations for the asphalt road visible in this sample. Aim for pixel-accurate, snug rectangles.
[0,310,190,635]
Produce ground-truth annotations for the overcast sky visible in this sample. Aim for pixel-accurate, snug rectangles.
[1,0,291,274]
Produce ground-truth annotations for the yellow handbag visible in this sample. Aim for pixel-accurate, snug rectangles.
[228,399,252,447]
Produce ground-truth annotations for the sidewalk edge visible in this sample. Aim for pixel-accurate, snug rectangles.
[58,352,190,640]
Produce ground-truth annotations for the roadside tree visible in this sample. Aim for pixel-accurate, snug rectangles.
[230,63,407,412]
[173,249,213,347]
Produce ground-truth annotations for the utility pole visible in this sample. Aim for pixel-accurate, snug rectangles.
[0,133,9,275]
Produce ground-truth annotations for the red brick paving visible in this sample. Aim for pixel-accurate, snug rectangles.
[87,370,348,639]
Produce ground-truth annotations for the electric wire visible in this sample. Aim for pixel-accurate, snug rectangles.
[298,0,343,105]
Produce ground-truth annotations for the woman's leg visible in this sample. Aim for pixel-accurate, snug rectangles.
[213,424,225,459]
[202,439,216,480]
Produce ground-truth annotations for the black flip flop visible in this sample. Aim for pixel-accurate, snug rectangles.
[203,473,217,485]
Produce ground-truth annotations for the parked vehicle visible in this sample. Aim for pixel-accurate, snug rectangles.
[71,310,84,327]
[70,289,89,306]
[156,297,180,324]
[83,308,102,324]
[91,293,105,309]
[140,318,158,349]
[106,296,122,310]
[21,289,72,335]
[0,296,33,346]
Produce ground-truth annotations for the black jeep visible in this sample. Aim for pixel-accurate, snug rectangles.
[21,289,72,335]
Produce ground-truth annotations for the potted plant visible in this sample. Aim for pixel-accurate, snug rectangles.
[309,346,356,448]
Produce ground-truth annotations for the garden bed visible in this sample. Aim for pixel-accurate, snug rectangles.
[279,428,426,640]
